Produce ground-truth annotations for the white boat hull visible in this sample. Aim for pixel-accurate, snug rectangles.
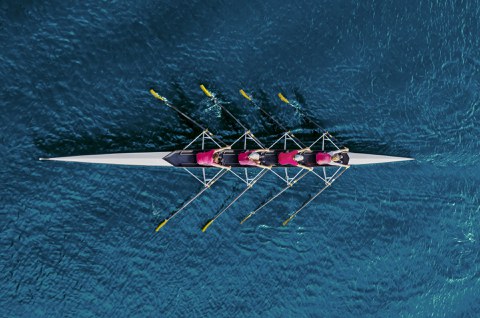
[40,152,173,166]
[40,151,413,167]
[347,152,414,165]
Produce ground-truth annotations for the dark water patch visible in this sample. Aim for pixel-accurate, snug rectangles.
[33,129,189,157]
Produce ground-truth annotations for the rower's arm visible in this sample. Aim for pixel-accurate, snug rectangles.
[214,146,231,153]
[329,162,349,167]
[297,164,313,171]
[299,147,311,153]
[211,163,231,169]
[257,164,272,170]
[329,148,349,155]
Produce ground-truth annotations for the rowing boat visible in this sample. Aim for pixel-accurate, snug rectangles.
[39,150,413,166]
[40,85,414,232]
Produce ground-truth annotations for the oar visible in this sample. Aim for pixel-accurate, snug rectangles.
[240,89,306,148]
[277,92,341,145]
[201,168,269,232]
[201,85,265,149]
[282,166,349,226]
[155,168,229,231]
[200,84,250,132]
[155,187,209,231]
[241,89,286,130]
[240,169,310,224]
[150,89,207,132]
[278,92,324,130]
[150,89,225,146]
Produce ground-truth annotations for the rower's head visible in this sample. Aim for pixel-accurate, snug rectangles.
[213,153,220,163]
[331,154,341,162]
[248,152,260,161]
[294,154,304,162]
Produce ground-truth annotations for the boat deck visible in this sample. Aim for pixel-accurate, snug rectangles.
[163,150,348,168]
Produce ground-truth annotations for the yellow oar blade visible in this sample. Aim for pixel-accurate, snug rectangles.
[239,89,252,101]
[278,93,290,104]
[155,219,169,232]
[240,213,253,224]
[201,219,214,232]
[150,89,167,102]
[282,215,294,226]
[200,84,213,98]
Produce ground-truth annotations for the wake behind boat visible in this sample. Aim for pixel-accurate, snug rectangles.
[40,85,414,232]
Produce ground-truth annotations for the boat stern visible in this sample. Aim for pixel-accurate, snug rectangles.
[347,152,414,165]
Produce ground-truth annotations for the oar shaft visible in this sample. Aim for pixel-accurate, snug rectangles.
[150,89,226,146]
[283,167,349,225]
[241,170,310,223]
[156,186,210,231]
[202,187,251,233]
[290,185,329,218]
[247,186,289,215]
[215,186,251,219]
[201,86,266,149]
[220,104,249,132]
[240,89,306,148]
[258,107,288,132]
[160,169,228,227]
[298,111,341,146]
[203,169,268,231]
[168,186,210,220]
[201,85,249,131]
[296,108,323,131]
[150,89,206,131]
[277,92,343,147]
[215,169,268,219]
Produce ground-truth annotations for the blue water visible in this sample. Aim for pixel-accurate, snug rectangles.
[1,1,479,317]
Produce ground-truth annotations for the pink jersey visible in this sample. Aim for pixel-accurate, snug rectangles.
[238,151,257,166]
[278,150,299,166]
[196,149,216,166]
[316,152,331,165]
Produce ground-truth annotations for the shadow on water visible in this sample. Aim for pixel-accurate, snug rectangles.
[34,128,189,157]
[293,88,330,131]
[199,83,247,136]
[163,81,203,133]
[254,90,293,134]
[35,83,412,158]
[34,82,242,156]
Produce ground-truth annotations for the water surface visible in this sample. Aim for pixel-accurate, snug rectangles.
[1,1,479,317]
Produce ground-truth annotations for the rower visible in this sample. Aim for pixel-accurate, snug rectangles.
[238,150,272,169]
[278,147,312,170]
[316,147,349,167]
[196,146,231,169]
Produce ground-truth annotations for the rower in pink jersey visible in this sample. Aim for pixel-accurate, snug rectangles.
[315,147,349,167]
[238,150,272,169]
[278,147,312,170]
[196,146,231,168]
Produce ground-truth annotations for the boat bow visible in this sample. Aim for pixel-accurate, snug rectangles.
[347,152,414,165]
